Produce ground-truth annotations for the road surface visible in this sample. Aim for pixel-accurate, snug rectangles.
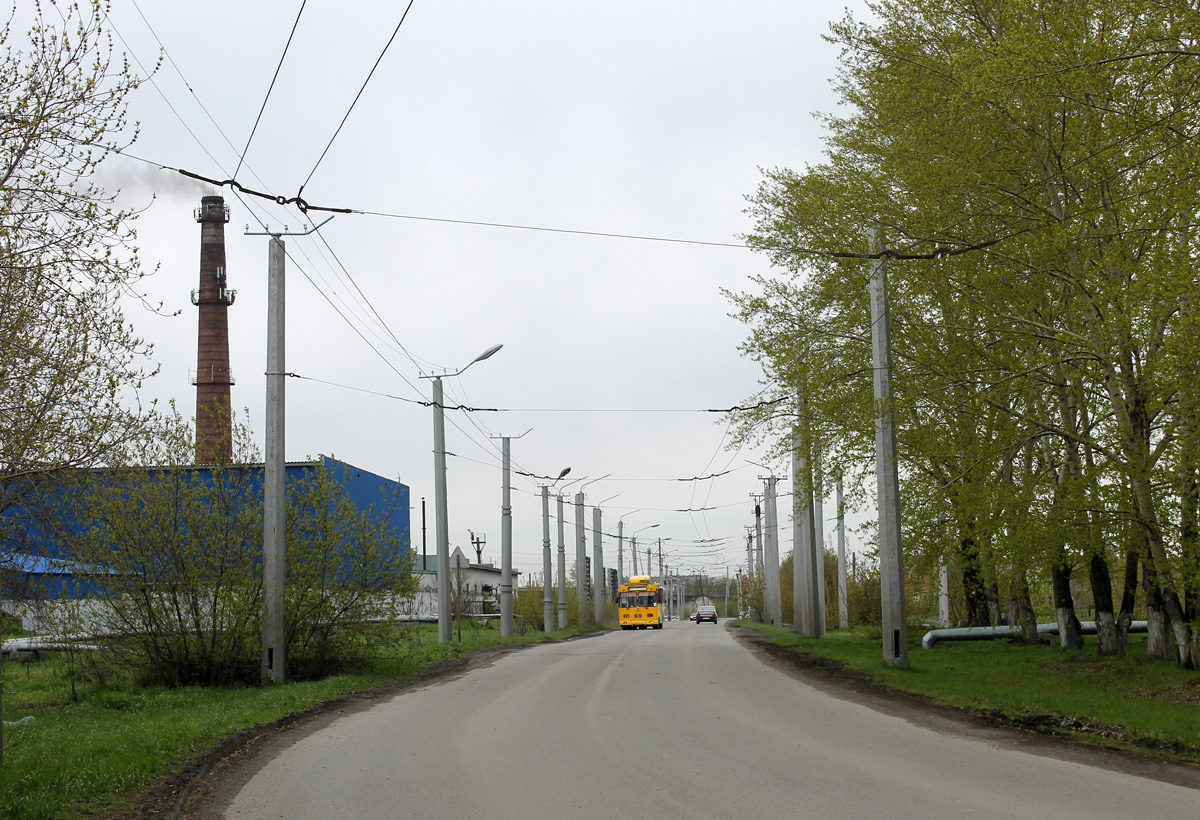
[222,621,1199,819]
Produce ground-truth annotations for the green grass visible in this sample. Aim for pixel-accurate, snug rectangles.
[0,621,603,820]
[739,621,1200,763]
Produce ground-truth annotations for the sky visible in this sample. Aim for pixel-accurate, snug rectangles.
[91,0,873,583]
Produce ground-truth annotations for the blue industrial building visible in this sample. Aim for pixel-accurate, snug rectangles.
[1,457,410,603]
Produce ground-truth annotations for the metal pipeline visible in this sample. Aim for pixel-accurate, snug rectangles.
[921,620,1148,649]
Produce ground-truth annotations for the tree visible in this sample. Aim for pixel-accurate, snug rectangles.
[732,0,1200,665]
[70,411,416,684]
[285,458,416,677]
[0,0,153,489]
[2,0,152,760]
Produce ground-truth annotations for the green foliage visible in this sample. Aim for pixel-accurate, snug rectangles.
[284,460,415,678]
[70,413,262,686]
[729,0,1200,664]
[0,0,155,491]
[67,411,415,684]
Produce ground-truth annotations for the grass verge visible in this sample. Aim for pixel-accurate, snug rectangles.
[0,621,604,820]
[737,621,1200,765]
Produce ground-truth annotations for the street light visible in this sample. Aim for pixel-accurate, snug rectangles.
[420,344,502,644]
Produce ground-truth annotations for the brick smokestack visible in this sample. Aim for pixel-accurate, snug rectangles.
[192,195,236,464]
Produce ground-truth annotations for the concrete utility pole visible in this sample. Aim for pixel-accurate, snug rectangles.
[657,539,663,580]
[869,224,910,668]
[542,487,553,633]
[939,560,951,628]
[617,519,624,583]
[431,374,451,643]
[793,434,820,637]
[246,216,332,683]
[575,492,587,625]
[837,474,849,629]
[492,431,528,639]
[419,342,502,645]
[593,507,604,624]
[814,455,826,635]
[556,494,568,629]
[763,476,782,626]
[262,234,286,683]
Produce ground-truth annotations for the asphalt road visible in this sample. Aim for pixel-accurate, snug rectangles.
[222,621,1199,819]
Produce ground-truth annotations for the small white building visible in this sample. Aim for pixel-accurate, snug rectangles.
[407,547,519,621]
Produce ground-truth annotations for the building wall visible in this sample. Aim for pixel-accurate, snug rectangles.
[1,458,410,601]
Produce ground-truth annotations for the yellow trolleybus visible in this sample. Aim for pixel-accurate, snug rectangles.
[618,574,664,630]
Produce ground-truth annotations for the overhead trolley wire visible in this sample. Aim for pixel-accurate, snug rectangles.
[297,0,417,198]
[236,0,308,179]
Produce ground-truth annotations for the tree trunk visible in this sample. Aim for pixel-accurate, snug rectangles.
[959,525,990,627]
[1010,569,1040,644]
[1051,555,1083,649]
[1089,551,1124,655]
[1143,574,1172,661]
[986,579,1002,627]
[1117,544,1139,637]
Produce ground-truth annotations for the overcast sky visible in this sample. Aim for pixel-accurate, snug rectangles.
[96,0,872,581]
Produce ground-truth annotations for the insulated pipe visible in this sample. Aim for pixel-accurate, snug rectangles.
[921,620,1149,649]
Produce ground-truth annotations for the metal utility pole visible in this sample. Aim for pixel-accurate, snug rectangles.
[593,507,604,624]
[556,494,568,629]
[245,216,331,683]
[575,492,587,625]
[837,474,848,629]
[869,224,909,668]
[631,537,638,575]
[542,487,553,633]
[469,530,485,564]
[753,496,764,574]
[657,538,663,580]
[421,497,427,571]
[763,476,782,626]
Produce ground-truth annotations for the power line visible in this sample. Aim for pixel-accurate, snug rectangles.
[236,0,308,179]
[354,208,750,249]
[297,0,417,197]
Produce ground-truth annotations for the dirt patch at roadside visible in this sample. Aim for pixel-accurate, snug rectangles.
[727,622,1200,791]
[96,633,609,820]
